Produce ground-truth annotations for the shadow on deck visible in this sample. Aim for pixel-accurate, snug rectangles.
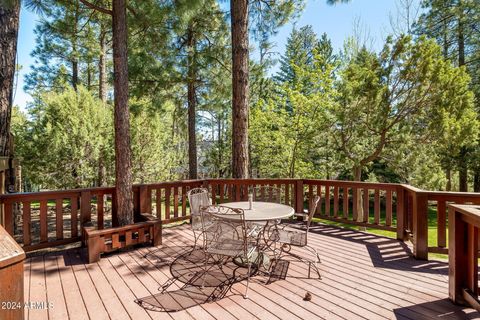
[24,223,476,320]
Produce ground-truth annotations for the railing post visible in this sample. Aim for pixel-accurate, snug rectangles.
[396,186,406,241]
[295,179,304,214]
[111,191,118,227]
[139,185,151,215]
[413,191,429,260]
[80,191,92,225]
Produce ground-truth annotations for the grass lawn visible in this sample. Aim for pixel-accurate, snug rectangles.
[313,203,448,261]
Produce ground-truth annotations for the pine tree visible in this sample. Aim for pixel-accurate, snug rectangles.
[416,0,480,191]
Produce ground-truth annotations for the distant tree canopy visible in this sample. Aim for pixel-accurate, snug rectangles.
[8,0,480,193]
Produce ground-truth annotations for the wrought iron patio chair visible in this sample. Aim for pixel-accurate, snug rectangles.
[187,187,212,248]
[266,195,321,279]
[200,205,258,298]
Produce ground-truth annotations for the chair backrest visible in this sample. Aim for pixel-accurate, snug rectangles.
[252,186,281,203]
[187,188,211,215]
[187,188,211,231]
[306,195,321,234]
[200,205,248,256]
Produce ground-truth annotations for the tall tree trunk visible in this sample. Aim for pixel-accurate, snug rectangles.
[353,166,364,222]
[230,0,249,179]
[112,0,133,226]
[87,61,92,89]
[457,3,468,192]
[99,26,107,102]
[474,170,480,192]
[187,27,197,180]
[446,167,452,191]
[0,1,19,157]
[72,0,79,91]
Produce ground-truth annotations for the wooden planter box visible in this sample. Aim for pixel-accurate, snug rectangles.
[83,214,161,263]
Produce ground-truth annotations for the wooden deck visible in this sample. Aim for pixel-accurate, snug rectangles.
[23,223,478,320]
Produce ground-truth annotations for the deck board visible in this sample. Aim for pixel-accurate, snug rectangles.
[54,251,89,320]
[28,255,48,320]
[24,223,478,320]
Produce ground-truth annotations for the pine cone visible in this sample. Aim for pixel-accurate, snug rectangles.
[303,292,312,301]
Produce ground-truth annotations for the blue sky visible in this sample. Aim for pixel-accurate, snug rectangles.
[13,0,420,110]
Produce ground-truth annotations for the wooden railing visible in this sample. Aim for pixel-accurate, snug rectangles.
[1,178,480,259]
[448,204,480,311]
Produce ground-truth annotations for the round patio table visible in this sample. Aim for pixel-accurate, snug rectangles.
[217,201,295,221]
[214,201,295,269]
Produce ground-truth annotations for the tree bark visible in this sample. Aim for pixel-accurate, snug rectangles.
[112,0,133,226]
[353,166,364,222]
[474,170,480,192]
[72,0,80,91]
[446,167,452,191]
[99,25,107,102]
[230,0,249,179]
[187,27,197,179]
[457,4,468,192]
[0,1,20,157]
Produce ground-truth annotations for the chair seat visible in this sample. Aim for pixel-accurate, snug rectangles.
[206,238,255,258]
[274,228,307,247]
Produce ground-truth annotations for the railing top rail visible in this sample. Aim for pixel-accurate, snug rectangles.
[448,204,480,227]
[205,178,299,183]
[0,224,25,269]
[3,178,480,203]
[0,180,207,202]
[303,179,401,190]
[427,191,480,198]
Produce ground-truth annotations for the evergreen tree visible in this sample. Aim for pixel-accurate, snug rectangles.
[415,0,480,191]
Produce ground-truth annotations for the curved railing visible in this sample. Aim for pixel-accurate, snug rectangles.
[1,178,480,259]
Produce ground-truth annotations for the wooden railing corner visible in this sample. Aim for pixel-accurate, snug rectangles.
[448,204,480,311]
[413,190,429,260]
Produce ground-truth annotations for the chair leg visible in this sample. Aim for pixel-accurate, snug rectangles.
[245,262,251,299]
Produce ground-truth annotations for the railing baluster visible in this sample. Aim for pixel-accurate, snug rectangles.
[219,183,224,204]
[173,187,179,218]
[316,185,322,215]
[343,187,348,219]
[333,186,339,217]
[56,198,63,239]
[71,197,78,238]
[182,186,187,217]
[211,183,217,205]
[156,188,162,219]
[386,189,392,227]
[325,185,330,217]
[97,194,104,230]
[165,187,171,221]
[308,184,313,207]
[352,187,358,221]
[363,188,369,223]
[374,189,380,225]
[285,183,290,206]
[235,184,241,201]
[40,200,48,243]
[23,202,31,246]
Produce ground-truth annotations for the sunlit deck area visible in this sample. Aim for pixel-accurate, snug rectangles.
[23,223,476,320]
